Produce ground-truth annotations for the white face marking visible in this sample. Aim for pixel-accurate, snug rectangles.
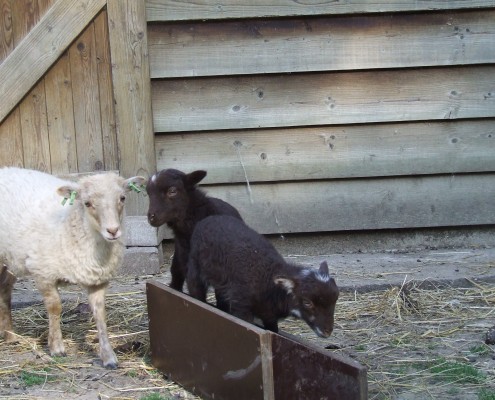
[315,271,331,283]
[290,309,302,319]
[151,174,157,183]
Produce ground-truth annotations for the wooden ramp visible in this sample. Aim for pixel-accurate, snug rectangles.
[147,280,367,400]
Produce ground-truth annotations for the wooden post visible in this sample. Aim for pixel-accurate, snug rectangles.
[107,0,155,216]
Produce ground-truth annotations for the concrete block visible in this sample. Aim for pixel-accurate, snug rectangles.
[147,281,367,400]
[121,246,163,276]
[125,216,159,247]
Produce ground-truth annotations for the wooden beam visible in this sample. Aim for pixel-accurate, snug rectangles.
[148,10,495,78]
[145,0,495,21]
[0,0,106,124]
[201,173,495,235]
[155,120,495,184]
[152,66,495,132]
[107,0,156,216]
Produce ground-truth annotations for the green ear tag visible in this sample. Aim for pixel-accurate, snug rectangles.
[69,190,77,205]
[129,182,144,193]
[62,190,77,206]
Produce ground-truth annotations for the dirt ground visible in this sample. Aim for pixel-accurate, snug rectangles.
[1,247,495,399]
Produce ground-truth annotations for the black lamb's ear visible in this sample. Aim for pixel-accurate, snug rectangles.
[185,170,207,187]
[319,261,329,276]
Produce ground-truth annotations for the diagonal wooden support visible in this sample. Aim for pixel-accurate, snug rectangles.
[147,280,368,400]
[0,0,106,124]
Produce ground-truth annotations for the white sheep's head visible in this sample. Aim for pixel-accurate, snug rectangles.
[57,173,146,242]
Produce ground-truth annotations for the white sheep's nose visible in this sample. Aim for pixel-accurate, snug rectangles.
[106,227,120,239]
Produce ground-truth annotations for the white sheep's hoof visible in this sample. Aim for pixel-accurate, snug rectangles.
[103,361,118,370]
[101,351,118,369]
[49,343,66,357]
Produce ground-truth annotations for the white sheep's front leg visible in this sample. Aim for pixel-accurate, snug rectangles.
[87,283,118,369]
[0,266,17,342]
[36,281,66,356]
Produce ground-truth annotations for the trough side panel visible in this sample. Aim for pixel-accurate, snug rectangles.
[148,10,495,78]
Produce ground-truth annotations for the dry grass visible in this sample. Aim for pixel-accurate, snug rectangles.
[280,279,495,399]
[2,276,495,399]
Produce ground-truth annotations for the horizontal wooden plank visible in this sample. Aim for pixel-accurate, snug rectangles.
[151,66,495,132]
[155,120,495,184]
[200,173,495,235]
[0,0,106,124]
[146,0,495,21]
[149,10,495,78]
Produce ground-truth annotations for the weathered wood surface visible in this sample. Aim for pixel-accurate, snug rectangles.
[45,51,78,174]
[70,21,105,172]
[200,173,495,234]
[155,120,495,184]
[152,66,495,132]
[146,0,495,21]
[0,0,13,62]
[14,0,53,172]
[95,10,118,172]
[107,0,156,215]
[149,10,495,78]
[0,0,106,124]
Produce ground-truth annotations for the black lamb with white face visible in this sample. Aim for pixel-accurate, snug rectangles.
[146,169,242,294]
[186,215,339,337]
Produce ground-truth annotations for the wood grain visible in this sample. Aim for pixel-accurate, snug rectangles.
[148,10,495,78]
[94,10,118,171]
[0,0,106,124]
[146,0,495,21]
[70,21,104,172]
[14,0,54,172]
[152,66,495,132]
[201,173,495,235]
[45,51,78,174]
[107,0,156,215]
[155,120,495,184]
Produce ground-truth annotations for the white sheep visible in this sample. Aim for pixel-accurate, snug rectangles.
[0,167,146,369]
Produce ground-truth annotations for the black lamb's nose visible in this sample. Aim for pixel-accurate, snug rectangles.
[148,213,155,223]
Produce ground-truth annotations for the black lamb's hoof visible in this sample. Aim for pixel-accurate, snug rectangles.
[485,327,495,345]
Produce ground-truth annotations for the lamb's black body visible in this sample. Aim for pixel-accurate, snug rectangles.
[187,215,339,337]
[146,169,242,293]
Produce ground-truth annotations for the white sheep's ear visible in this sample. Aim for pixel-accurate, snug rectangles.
[274,277,295,294]
[124,176,147,193]
[57,184,80,205]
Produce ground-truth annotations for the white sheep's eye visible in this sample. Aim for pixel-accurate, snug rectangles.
[167,187,178,198]
[84,201,92,208]
[120,195,126,202]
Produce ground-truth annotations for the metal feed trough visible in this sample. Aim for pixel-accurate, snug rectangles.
[147,281,368,400]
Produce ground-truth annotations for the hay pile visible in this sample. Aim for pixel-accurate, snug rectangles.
[2,276,495,399]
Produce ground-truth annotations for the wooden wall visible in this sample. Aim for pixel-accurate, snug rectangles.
[0,0,155,218]
[0,0,116,175]
[147,0,495,237]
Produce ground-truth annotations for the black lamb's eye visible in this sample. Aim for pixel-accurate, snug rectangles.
[302,299,314,309]
[167,187,178,198]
